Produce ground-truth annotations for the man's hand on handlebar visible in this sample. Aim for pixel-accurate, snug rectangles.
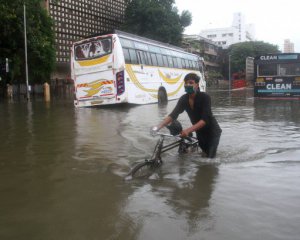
[150,126,159,136]
[180,129,191,138]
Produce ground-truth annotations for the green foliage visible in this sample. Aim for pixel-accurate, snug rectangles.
[227,41,280,73]
[0,0,55,84]
[180,10,192,28]
[207,70,223,81]
[121,0,192,46]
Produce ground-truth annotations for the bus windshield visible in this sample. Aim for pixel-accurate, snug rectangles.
[74,37,112,61]
[258,62,300,76]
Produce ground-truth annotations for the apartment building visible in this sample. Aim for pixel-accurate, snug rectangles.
[182,35,222,81]
[283,39,295,53]
[200,12,255,49]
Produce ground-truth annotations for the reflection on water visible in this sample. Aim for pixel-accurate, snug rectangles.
[254,98,300,123]
[1,89,300,240]
[123,163,219,240]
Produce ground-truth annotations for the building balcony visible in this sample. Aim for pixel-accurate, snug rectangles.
[204,49,218,56]
[204,60,220,68]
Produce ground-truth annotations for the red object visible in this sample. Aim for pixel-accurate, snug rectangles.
[232,79,246,89]
[231,72,246,89]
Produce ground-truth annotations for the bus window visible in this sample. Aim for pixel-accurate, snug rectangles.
[157,54,164,66]
[172,57,178,68]
[258,64,277,76]
[181,59,186,69]
[188,60,193,69]
[74,37,112,60]
[134,41,149,51]
[162,55,168,67]
[192,61,197,70]
[184,59,189,69]
[123,48,131,63]
[145,52,152,65]
[129,49,138,64]
[148,45,161,53]
[168,56,174,68]
[119,37,134,48]
[160,48,168,55]
[137,50,146,65]
[150,53,158,66]
[177,58,182,69]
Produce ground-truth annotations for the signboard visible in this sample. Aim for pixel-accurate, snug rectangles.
[254,76,300,98]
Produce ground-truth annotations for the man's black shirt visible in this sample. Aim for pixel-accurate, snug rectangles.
[169,91,222,139]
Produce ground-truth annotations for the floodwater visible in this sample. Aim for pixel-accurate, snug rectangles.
[0,88,300,240]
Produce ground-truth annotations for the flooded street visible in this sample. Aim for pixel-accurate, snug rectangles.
[1,88,300,240]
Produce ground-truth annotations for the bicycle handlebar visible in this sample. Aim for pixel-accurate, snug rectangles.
[151,131,198,144]
[152,132,180,138]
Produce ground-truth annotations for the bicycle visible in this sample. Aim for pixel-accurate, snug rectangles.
[126,126,199,179]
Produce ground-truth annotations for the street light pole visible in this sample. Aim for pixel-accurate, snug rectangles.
[24,3,30,101]
[228,54,231,91]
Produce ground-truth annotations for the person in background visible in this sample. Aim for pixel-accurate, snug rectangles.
[152,73,222,158]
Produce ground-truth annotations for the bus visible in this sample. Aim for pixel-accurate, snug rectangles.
[71,30,206,107]
[254,53,300,99]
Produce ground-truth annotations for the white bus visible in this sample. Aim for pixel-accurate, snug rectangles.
[71,30,206,107]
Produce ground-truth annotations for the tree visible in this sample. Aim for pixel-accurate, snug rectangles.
[121,0,192,46]
[0,0,55,85]
[226,41,280,74]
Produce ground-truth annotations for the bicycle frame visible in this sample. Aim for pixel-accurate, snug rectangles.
[149,132,199,163]
[126,131,199,179]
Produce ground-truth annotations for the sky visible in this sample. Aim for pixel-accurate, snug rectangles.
[175,0,300,52]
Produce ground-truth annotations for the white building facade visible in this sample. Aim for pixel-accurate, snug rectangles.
[283,39,295,53]
[200,13,255,49]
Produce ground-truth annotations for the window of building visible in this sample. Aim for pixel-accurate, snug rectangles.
[207,34,217,38]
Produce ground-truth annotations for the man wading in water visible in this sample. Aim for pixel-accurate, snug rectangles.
[153,73,222,158]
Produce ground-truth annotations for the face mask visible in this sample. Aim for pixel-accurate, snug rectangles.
[185,85,195,94]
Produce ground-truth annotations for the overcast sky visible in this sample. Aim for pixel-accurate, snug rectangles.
[175,0,300,52]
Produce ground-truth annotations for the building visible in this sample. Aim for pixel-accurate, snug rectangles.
[44,0,126,80]
[200,12,255,49]
[182,35,223,82]
[283,39,295,53]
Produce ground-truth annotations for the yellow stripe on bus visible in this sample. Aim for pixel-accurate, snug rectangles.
[77,55,110,67]
[158,70,182,84]
[126,65,157,92]
[126,65,184,97]
[151,82,184,98]
[79,79,113,97]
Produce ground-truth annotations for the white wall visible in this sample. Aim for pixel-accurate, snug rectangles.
[200,12,255,48]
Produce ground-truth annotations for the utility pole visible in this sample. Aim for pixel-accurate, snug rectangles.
[228,54,231,91]
[24,3,30,101]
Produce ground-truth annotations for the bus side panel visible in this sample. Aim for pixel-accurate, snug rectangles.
[125,64,203,104]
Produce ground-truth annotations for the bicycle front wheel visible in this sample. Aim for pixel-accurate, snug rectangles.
[130,160,160,178]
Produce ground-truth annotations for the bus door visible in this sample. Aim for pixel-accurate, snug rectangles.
[74,37,115,101]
